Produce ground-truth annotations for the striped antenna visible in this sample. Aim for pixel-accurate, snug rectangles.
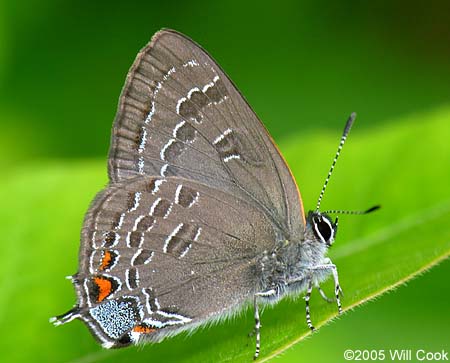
[315,112,356,212]
[322,205,381,215]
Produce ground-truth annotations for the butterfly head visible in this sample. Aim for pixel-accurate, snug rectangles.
[309,113,379,248]
[307,211,338,247]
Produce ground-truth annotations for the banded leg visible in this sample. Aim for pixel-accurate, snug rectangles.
[252,289,276,359]
[305,278,315,331]
[310,260,343,314]
[253,295,261,360]
[331,265,343,314]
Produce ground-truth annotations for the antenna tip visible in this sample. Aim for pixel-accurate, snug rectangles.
[344,112,357,136]
[364,205,381,214]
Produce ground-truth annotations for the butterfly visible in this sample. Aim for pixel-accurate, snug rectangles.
[51,29,378,359]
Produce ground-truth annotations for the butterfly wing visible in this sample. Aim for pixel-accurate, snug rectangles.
[73,176,276,346]
[108,29,305,237]
[53,29,306,347]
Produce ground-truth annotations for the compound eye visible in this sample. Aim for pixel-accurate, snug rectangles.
[312,215,335,245]
[317,219,332,241]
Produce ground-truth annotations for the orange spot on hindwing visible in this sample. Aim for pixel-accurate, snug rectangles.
[133,324,157,334]
[99,250,118,271]
[91,276,119,302]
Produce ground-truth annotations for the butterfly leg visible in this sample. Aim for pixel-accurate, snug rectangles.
[253,289,276,359]
[316,283,334,303]
[305,278,315,331]
[310,258,343,314]
[282,274,321,330]
[253,295,261,360]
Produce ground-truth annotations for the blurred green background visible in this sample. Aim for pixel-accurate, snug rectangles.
[1,0,449,362]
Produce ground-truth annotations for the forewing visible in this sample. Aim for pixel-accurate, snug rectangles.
[108,29,305,237]
[73,176,276,346]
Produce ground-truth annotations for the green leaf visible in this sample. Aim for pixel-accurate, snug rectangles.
[1,108,449,362]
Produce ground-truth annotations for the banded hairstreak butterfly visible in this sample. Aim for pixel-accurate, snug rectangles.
[51,29,378,359]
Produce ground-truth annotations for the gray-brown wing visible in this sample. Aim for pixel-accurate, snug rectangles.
[108,29,305,239]
[73,176,276,346]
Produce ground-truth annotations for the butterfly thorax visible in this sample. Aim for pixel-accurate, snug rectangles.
[256,211,337,302]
